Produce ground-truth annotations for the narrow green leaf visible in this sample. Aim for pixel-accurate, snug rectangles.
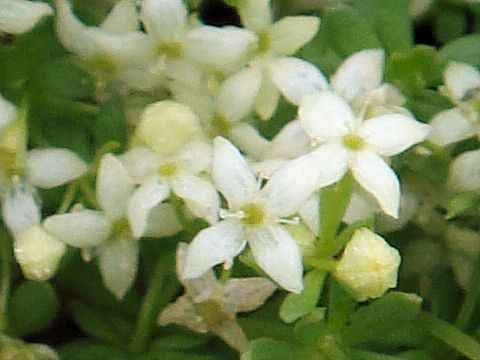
[435,6,467,44]
[440,34,480,67]
[280,270,327,323]
[241,338,310,360]
[445,192,479,219]
[94,94,127,149]
[327,278,357,333]
[150,334,209,350]
[329,218,375,257]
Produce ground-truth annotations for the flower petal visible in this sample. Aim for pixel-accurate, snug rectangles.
[360,113,431,156]
[331,49,385,102]
[350,150,400,218]
[2,185,40,238]
[185,26,257,70]
[343,191,378,224]
[237,0,272,33]
[213,137,258,209]
[429,108,476,146]
[157,295,208,333]
[140,0,187,42]
[310,143,349,188]
[216,67,262,122]
[444,61,480,101]
[267,120,312,159]
[27,148,88,189]
[269,16,320,56]
[43,210,110,248]
[118,147,159,183]
[173,175,220,225]
[127,180,170,239]
[183,220,246,280]
[98,236,138,299]
[254,73,280,120]
[262,153,320,217]
[177,141,213,174]
[96,154,134,221]
[299,91,354,141]
[100,0,138,34]
[0,93,17,134]
[143,203,183,238]
[248,225,303,293]
[449,149,480,192]
[230,123,269,160]
[269,57,329,105]
[0,0,53,34]
[299,193,320,236]
[221,277,276,313]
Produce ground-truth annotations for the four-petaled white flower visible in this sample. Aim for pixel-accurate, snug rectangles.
[297,91,431,218]
[0,0,53,34]
[183,137,319,293]
[158,242,276,353]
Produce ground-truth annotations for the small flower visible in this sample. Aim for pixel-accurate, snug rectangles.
[0,0,53,34]
[334,228,401,301]
[183,137,319,293]
[158,243,276,353]
[297,91,430,217]
[448,149,480,192]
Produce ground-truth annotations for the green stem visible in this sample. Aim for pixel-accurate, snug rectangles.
[455,252,480,330]
[0,230,12,333]
[419,311,480,360]
[78,180,99,209]
[129,258,177,354]
[58,182,78,214]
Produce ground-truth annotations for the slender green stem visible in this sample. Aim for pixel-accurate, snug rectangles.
[456,253,480,330]
[0,230,12,333]
[58,182,79,214]
[78,180,99,209]
[420,311,480,360]
[88,141,121,178]
[129,258,177,354]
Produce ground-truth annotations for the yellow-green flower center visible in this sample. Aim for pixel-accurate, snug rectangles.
[240,203,265,226]
[91,54,119,74]
[158,163,178,178]
[342,134,366,151]
[112,217,131,238]
[257,32,271,54]
[157,42,182,58]
[209,115,231,138]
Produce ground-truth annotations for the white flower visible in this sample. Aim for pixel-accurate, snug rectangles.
[0,0,53,34]
[449,149,480,192]
[429,62,480,146]
[297,91,431,217]
[158,243,276,353]
[183,137,319,293]
[334,228,401,301]
[44,154,181,298]
[0,93,17,134]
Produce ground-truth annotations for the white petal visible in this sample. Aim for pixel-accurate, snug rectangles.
[254,73,280,120]
[98,237,138,299]
[444,61,480,101]
[449,150,480,192]
[165,57,203,86]
[2,185,40,238]
[213,137,258,209]
[127,180,170,239]
[221,278,277,313]
[299,91,354,141]
[429,108,476,146]
[183,220,246,279]
[157,295,208,333]
[118,147,159,183]
[267,120,312,159]
[140,0,187,42]
[216,67,262,122]
[27,148,88,189]
[185,26,257,69]
[100,0,138,34]
[230,123,269,160]
[237,0,272,33]
[143,203,183,238]
[310,143,349,188]
[177,141,213,174]
[96,154,134,221]
[331,49,385,102]
[0,94,17,135]
[269,16,320,56]
[43,210,110,248]
[248,225,303,293]
[262,153,320,217]
[269,57,329,105]
[360,114,431,156]
[173,175,220,225]
[350,150,400,218]
[299,193,320,236]
[0,0,53,34]
[343,191,378,224]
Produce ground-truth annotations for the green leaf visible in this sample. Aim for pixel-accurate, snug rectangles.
[343,292,425,348]
[322,5,381,58]
[94,94,127,149]
[329,218,375,257]
[8,281,59,337]
[327,277,357,333]
[241,338,310,360]
[150,334,209,350]
[69,300,124,344]
[58,340,126,360]
[280,270,327,323]
[349,349,408,360]
[440,34,480,67]
[353,0,413,52]
[445,192,479,219]
[406,89,452,123]
[435,6,467,44]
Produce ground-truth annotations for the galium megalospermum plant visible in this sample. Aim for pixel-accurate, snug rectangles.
[3,0,480,359]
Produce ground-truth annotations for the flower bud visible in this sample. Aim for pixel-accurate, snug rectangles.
[334,228,401,301]
[14,225,66,281]
[132,100,201,155]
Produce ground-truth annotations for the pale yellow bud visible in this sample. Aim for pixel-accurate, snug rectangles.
[132,100,201,155]
[14,225,66,281]
[0,106,27,178]
[334,228,401,301]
